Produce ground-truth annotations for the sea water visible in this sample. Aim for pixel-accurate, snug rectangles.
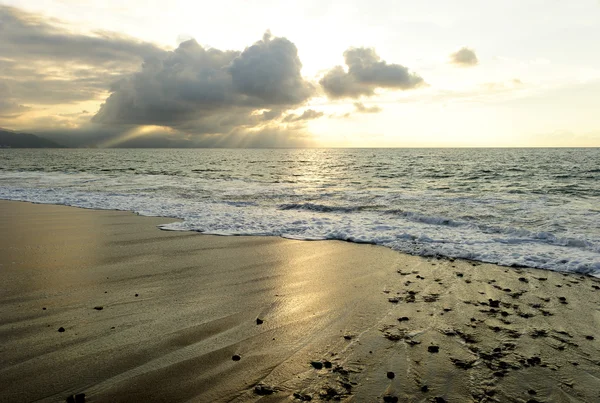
[1,148,599,276]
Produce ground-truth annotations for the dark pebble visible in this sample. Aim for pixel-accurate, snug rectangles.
[343,335,353,340]
[519,277,529,283]
[293,392,313,401]
[310,361,323,370]
[398,316,409,322]
[387,371,395,379]
[323,361,332,369]
[93,306,103,311]
[428,345,439,353]
[434,398,447,403]
[421,385,429,392]
[254,384,275,395]
[256,318,264,325]
[232,354,241,361]
[586,335,594,340]
[489,299,500,308]
[528,389,537,395]
[135,294,139,297]
[42,307,46,310]
[383,395,398,403]
[66,393,85,403]
[58,327,65,333]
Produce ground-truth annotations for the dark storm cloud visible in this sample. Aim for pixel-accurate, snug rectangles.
[319,47,424,99]
[353,102,382,113]
[450,47,479,67]
[0,5,166,105]
[92,32,316,132]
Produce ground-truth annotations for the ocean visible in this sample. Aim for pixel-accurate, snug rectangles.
[1,148,599,276]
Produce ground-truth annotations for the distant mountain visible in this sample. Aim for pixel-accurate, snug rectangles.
[0,128,65,148]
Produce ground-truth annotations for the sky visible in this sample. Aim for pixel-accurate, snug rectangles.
[1,0,599,148]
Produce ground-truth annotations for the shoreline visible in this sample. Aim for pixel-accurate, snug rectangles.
[1,197,596,278]
[1,200,599,402]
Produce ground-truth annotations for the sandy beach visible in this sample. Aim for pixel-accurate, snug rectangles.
[1,200,599,402]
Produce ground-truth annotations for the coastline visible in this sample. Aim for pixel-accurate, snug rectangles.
[1,200,599,402]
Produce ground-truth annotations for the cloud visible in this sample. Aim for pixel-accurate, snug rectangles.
[0,99,29,118]
[450,47,479,67]
[92,32,316,139]
[283,109,324,122]
[228,31,314,105]
[319,47,424,99]
[0,5,166,105]
[0,6,164,66]
[353,102,382,113]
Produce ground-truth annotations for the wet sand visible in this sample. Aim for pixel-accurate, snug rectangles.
[0,200,599,402]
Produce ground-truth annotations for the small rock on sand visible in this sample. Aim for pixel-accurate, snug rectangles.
[310,361,323,369]
[256,318,264,325]
[93,306,103,311]
[65,393,85,403]
[293,392,313,401]
[232,354,241,361]
[254,384,275,395]
[58,327,65,333]
[387,371,395,379]
[428,345,440,353]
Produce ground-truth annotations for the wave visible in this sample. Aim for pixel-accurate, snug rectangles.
[278,202,379,213]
